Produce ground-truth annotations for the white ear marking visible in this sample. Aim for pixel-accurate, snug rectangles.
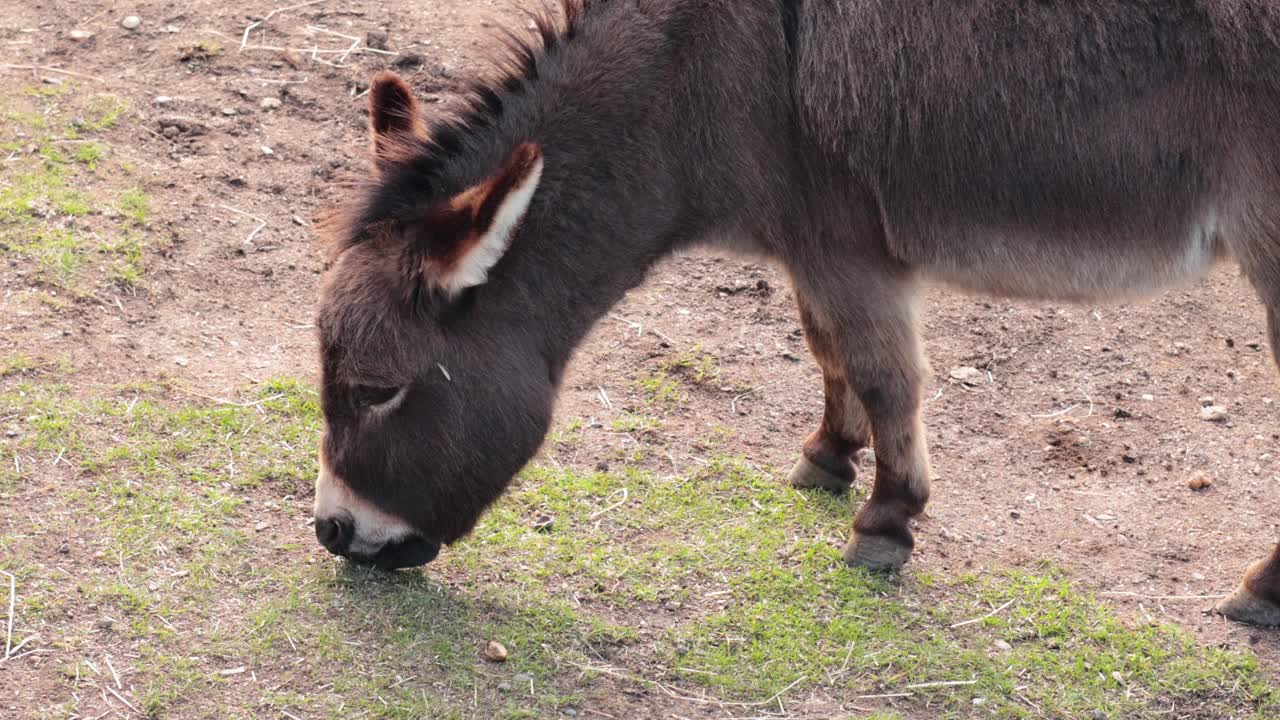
[437,155,543,297]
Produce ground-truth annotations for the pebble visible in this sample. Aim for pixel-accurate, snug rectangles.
[481,640,508,663]
[948,366,984,385]
[497,682,512,693]
[513,672,534,683]
[258,97,281,110]
[991,639,1012,652]
[58,542,70,554]
[531,513,554,532]
[663,600,682,611]
[174,356,189,367]
[562,709,578,717]
[1187,472,1213,491]
[366,29,390,50]
[1199,405,1229,422]
[121,16,141,30]
[155,96,173,105]
[254,521,269,532]
[162,125,179,138]
[260,145,274,156]
[1090,712,1106,720]
[96,618,114,630]
[69,30,93,40]
[221,107,239,116]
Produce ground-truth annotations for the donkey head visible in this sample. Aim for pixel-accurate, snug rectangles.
[313,72,552,569]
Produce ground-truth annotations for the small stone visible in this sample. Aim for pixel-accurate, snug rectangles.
[1009,509,1021,519]
[366,29,390,50]
[260,145,274,156]
[781,351,800,362]
[258,97,282,110]
[162,125,179,138]
[42,77,63,86]
[948,366,984,385]
[393,53,425,70]
[513,672,534,683]
[663,600,682,611]
[96,618,114,630]
[291,215,308,227]
[254,521,269,532]
[1091,712,1107,720]
[674,642,691,655]
[562,709,578,717]
[991,639,1012,652]
[481,640,508,663]
[69,30,93,40]
[1141,394,1155,401]
[497,682,512,693]
[58,542,70,554]
[972,697,987,706]
[1199,405,1229,422]
[595,461,610,473]
[174,356,189,367]
[221,107,238,116]
[532,513,554,532]
[1187,472,1213,491]
[155,96,173,105]
[121,16,141,30]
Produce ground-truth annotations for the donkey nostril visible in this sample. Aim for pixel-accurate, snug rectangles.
[315,516,352,555]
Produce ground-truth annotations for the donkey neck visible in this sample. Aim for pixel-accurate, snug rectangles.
[470,1,794,374]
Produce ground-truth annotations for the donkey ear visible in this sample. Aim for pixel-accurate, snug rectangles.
[368,71,423,157]
[421,143,544,298]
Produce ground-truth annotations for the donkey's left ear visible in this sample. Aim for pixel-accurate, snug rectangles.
[420,142,544,298]
[368,71,424,158]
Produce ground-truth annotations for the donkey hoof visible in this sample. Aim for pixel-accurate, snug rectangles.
[1215,584,1280,627]
[787,455,852,493]
[843,533,912,572]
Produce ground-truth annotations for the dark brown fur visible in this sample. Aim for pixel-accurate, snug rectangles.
[315,0,1280,623]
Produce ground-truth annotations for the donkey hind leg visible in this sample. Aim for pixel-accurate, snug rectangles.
[788,299,873,492]
[1217,271,1280,624]
[1217,543,1280,626]
[787,375,871,492]
[800,281,931,571]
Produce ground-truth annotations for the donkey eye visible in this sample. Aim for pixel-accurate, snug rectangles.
[352,384,402,408]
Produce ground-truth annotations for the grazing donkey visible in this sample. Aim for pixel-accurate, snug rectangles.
[313,1,1280,625]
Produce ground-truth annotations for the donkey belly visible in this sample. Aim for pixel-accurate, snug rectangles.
[904,210,1228,303]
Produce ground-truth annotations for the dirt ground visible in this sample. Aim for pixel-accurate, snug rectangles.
[3,1,1280,718]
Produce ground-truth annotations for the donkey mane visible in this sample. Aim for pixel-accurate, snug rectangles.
[318,0,608,262]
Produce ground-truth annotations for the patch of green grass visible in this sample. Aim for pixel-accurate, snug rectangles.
[610,412,660,435]
[637,370,684,407]
[13,228,83,285]
[664,344,721,386]
[80,95,128,133]
[100,231,144,288]
[73,142,104,169]
[3,368,1277,719]
[116,187,147,224]
[4,110,48,130]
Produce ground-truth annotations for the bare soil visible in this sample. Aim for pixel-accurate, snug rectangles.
[3,0,1279,717]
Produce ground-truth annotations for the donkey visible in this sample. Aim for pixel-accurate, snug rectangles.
[313,0,1280,625]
